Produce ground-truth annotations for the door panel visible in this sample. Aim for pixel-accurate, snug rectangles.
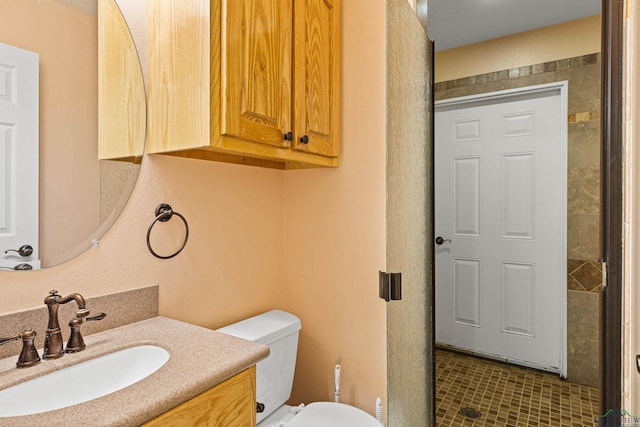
[453,258,480,326]
[386,0,433,425]
[453,157,480,235]
[435,83,567,374]
[501,261,534,335]
[501,153,534,238]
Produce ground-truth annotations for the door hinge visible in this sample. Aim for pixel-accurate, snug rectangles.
[379,271,402,301]
[602,261,607,289]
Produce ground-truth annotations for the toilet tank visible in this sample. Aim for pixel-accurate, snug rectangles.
[217,310,301,423]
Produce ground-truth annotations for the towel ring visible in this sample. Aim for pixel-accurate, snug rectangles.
[146,203,189,259]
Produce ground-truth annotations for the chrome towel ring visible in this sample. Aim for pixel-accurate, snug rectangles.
[146,203,189,259]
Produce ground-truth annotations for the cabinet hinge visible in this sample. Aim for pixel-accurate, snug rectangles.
[379,271,402,302]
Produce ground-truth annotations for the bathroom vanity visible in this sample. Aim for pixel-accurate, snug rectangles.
[0,315,268,426]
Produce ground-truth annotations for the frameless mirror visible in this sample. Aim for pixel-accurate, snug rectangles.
[0,0,145,270]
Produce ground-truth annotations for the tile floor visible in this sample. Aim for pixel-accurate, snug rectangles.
[435,349,600,426]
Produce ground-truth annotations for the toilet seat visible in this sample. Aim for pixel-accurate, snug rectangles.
[283,402,381,427]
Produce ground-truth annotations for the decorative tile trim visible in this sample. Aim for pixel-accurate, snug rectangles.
[568,111,600,123]
[568,260,602,293]
[435,53,601,92]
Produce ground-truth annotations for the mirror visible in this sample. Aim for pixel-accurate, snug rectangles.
[0,0,145,269]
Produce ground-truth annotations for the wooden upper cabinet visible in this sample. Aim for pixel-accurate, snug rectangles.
[293,0,340,158]
[98,0,146,160]
[147,0,340,170]
[222,0,293,148]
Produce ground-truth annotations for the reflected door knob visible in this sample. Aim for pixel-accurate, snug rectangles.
[4,245,33,257]
[435,237,451,245]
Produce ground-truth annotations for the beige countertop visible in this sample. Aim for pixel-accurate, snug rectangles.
[0,316,269,426]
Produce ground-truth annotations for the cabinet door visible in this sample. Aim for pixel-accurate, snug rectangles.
[222,0,293,148]
[293,0,340,157]
[98,0,145,160]
[142,366,256,427]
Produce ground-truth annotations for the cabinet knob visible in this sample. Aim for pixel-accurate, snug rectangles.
[284,132,293,142]
[299,135,309,144]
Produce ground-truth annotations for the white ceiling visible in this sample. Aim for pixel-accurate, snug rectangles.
[427,0,601,51]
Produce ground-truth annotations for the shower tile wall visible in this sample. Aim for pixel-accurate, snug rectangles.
[435,53,601,387]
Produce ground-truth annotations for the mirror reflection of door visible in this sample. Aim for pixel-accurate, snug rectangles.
[0,42,39,270]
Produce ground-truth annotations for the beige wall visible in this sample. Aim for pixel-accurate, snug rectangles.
[283,0,387,413]
[0,0,388,417]
[435,15,601,82]
[0,154,287,324]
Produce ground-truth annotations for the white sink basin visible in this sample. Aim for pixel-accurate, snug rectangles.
[0,345,170,417]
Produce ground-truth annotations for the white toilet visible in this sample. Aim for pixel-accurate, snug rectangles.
[217,310,382,427]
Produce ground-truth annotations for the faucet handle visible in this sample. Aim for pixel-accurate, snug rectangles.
[86,313,107,322]
[65,311,107,353]
[0,329,41,368]
[17,329,40,368]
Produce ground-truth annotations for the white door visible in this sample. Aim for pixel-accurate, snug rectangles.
[0,42,40,270]
[435,82,567,375]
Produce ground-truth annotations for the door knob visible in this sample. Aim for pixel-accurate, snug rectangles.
[284,132,293,142]
[435,237,451,245]
[299,135,309,144]
[4,245,33,257]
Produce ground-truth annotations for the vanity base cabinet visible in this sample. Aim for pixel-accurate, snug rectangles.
[142,366,256,427]
[147,0,340,170]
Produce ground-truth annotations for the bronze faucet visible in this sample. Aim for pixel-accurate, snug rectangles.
[43,290,87,359]
[0,329,41,368]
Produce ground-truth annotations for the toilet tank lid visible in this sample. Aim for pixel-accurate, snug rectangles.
[217,310,301,345]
